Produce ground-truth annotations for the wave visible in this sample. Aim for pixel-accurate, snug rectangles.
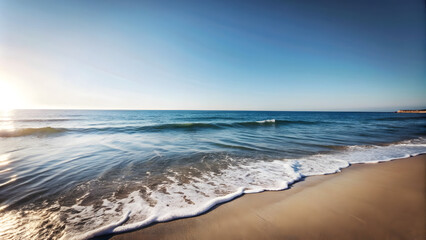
[76,123,223,134]
[0,118,71,123]
[256,119,275,123]
[173,116,240,121]
[0,119,322,137]
[62,160,301,240]
[133,119,321,130]
[61,138,426,240]
[0,127,67,138]
[241,119,319,126]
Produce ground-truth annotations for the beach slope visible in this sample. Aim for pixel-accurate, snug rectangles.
[109,155,425,240]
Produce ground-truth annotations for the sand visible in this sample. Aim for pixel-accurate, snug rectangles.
[106,155,425,240]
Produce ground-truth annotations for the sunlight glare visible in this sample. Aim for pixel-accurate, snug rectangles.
[0,81,24,110]
[0,108,15,131]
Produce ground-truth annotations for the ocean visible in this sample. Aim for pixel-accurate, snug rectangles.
[0,110,425,239]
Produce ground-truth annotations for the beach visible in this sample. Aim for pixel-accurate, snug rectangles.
[109,154,425,240]
[1,0,425,238]
[1,110,425,239]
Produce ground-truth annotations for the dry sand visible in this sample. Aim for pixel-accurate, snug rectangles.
[106,155,425,240]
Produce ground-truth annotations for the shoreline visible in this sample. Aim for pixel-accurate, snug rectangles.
[102,154,425,240]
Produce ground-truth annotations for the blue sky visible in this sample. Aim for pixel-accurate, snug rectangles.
[0,0,425,111]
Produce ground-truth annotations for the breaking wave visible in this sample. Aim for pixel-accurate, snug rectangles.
[0,127,67,138]
[0,119,322,137]
[59,138,426,240]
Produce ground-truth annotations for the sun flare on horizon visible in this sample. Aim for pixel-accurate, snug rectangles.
[0,81,25,111]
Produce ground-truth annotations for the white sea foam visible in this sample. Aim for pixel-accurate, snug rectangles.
[256,119,275,123]
[62,138,426,240]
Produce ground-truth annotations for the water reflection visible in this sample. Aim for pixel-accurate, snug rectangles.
[0,211,18,239]
[0,154,16,187]
[0,153,14,188]
[0,174,17,187]
[0,204,64,239]
[0,110,15,132]
[0,154,10,167]
[0,153,15,210]
[0,168,11,174]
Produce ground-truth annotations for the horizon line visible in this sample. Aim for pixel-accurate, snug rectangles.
[4,108,416,112]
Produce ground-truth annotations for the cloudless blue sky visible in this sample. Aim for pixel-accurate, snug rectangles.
[0,0,425,111]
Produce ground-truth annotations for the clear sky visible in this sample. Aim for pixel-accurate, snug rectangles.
[0,0,425,111]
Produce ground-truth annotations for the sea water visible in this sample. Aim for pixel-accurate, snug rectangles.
[0,110,425,239]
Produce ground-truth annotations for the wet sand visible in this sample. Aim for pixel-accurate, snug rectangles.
[107,155,425,240]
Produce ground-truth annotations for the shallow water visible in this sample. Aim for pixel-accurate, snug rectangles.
[0,110,425,239]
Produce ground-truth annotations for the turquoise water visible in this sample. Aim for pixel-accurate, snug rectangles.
[0,110,425,239]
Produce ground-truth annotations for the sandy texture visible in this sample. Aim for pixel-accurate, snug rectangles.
[106,155,425,240]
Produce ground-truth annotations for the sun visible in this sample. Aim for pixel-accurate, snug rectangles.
[0,81,24,110]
